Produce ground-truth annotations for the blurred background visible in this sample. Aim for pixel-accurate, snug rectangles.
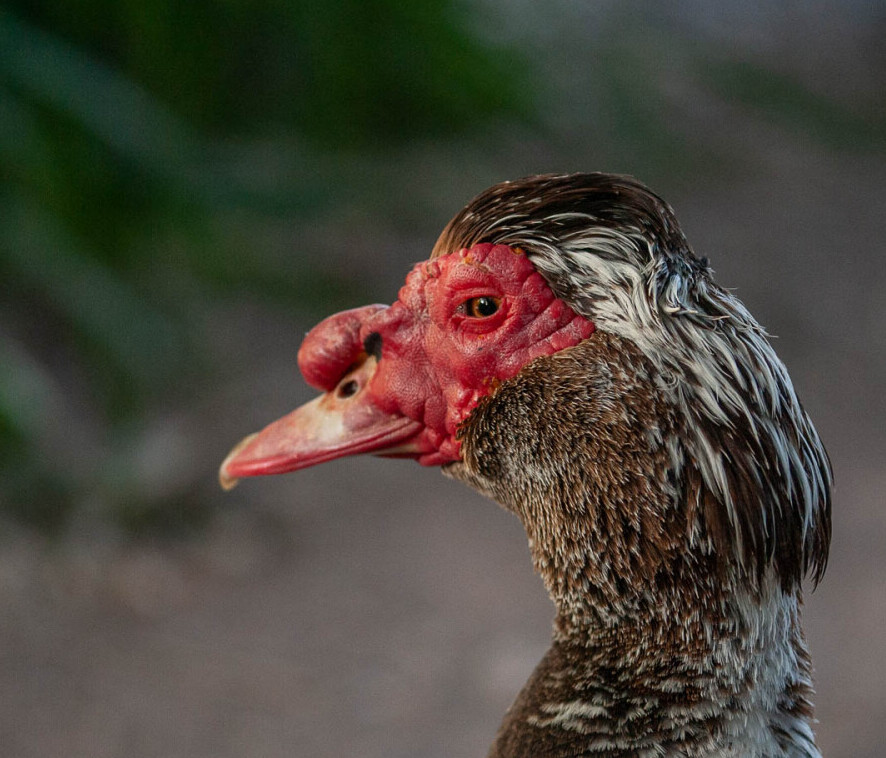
[1,1,884,756]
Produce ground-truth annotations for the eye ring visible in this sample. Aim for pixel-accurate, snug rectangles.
[464,296,501,318]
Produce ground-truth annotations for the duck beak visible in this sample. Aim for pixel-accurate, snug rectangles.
[219,356,423,490]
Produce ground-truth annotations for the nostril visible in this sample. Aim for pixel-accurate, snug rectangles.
[337,379,359,398]
[363,332,383,360]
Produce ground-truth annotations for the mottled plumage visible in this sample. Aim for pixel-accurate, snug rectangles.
[437,174,830,757]
[222,173,832,757]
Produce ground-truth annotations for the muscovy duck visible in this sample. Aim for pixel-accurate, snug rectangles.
[220,173,831,757]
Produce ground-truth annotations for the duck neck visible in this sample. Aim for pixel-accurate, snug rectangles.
[489,577,820,758]
[451,336,821,756]
[509,464,821,756]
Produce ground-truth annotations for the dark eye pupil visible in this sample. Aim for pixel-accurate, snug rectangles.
[471,297,499,317]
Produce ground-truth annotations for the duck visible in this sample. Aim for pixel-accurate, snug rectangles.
[220,173,832,758]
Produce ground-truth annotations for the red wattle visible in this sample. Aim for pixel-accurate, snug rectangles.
[343,244,595,465]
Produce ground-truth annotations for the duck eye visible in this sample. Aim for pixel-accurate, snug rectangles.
[465,296,501,318]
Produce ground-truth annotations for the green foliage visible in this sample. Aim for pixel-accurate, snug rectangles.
[6,1,527,145]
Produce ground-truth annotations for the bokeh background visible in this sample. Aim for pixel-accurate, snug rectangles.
[2,2,884,756]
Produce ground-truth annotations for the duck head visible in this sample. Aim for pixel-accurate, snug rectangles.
[221,173,831,596]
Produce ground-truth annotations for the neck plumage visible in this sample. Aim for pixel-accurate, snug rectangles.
[487,585,819,758]
[447,333,822,757]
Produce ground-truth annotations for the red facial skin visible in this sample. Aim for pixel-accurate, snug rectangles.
[220,244,595,485]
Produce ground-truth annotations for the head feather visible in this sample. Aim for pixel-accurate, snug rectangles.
[434,172,831,588]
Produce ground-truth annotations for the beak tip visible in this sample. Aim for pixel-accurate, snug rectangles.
[219,432,260,492]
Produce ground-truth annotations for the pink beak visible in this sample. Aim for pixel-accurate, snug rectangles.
[219,356,423,490]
